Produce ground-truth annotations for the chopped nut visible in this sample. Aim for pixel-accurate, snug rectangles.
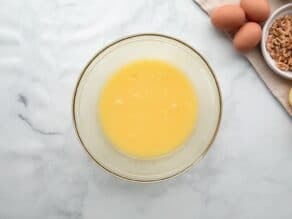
[277,62,289,71]
[266,15,292,72]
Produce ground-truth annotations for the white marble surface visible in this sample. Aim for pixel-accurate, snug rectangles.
[0,0,291,218]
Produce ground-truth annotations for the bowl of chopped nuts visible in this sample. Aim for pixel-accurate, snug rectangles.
[261,3,292,80]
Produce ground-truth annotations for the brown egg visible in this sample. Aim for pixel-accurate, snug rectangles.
[211,5,246,32]
[240,0,270,22]
[233,22,262,53]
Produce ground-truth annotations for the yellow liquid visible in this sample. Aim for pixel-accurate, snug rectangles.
[98,59,198,158]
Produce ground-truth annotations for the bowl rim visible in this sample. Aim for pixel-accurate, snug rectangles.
[72,33,223,183]
[261,3,292,80]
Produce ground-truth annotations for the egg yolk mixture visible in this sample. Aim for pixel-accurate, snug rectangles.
[98,59,198,158]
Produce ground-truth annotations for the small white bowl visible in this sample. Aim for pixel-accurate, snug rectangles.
[261,3,292,80]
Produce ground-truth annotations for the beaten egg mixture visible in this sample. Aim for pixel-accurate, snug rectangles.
[98,59,198,158]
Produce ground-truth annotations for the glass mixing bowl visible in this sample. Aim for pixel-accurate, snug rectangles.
[73,34,222,182]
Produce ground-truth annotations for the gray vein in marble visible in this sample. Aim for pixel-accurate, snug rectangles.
[17,113,61,136]
[18,94,28,107]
